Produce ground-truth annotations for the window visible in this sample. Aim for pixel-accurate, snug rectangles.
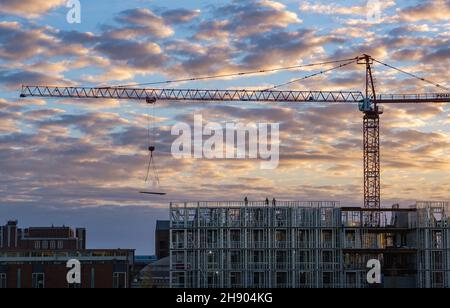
[0,274,6,288]
[433,231,443,249]
[113,272,127,288]
[346,272,357,286]
[42,241,48,249]
[230,251,241,265]
[229,209,240,224]
[323,272,333,286]
[207,230,217,245]
[276,272,287,286]
[298,272,310,286]
[433,272,444,286]
[321,208,333,225]
[321,230,333,244]
[207,251,217,265]
[174,251,184,264]
[276,230,286,242]
[252,229,264,242]
[276,250,287,263]
[230,272,241,287]
[322,251,333,263]
[345,231,356,248]
[253,250,264,263]
[275,209,287,226]
[57,241,63,249]
[50,241,56,249]
[173,272,185,287]
[34,241,41,249]
[432,251,443,270]
[32,273,45,288]
[230,230,240,242]
[253,272,264,286]
[172,230,184,248]
[298,251,310,263]
[207,272,218,287]
[252,209,265,225]
[297,230,309,247]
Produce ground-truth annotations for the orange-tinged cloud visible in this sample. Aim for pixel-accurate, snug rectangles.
[0,0,66,18]
[398,0,450,22]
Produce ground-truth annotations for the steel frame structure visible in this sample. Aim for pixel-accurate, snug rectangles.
[170,201,450,288]
[169,201,342,288]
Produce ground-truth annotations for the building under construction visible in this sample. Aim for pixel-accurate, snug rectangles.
[169,201,450,288]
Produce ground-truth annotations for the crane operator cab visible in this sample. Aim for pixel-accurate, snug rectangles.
[359,98,384,115]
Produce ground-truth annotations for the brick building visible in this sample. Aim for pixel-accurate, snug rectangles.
[0,220,134,288]
[0,220,86,250]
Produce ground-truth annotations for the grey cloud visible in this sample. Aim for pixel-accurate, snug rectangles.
[56,30,98,45]
[94,38,168,70]
[0,23,52,60]
[114,8,174,39]
[398,0,450,22]
[162,8,201,24]
[213,0,301,36]
[0,70,67,89]
[425,47,450,62]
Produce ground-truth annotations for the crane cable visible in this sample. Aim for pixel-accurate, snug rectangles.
[262,59,357,91]
[144,102,160,186]
[111,57,359,88]
[144,102,152,183]
[372,58,449,91]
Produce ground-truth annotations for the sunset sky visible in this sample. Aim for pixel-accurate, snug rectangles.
[0,0,449,253]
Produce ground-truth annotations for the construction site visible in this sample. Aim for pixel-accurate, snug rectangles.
[169,201,450,288]
[19,54,450,288]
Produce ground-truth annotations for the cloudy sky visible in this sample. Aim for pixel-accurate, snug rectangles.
[0,0,449,253]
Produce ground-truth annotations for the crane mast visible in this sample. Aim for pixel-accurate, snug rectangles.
[358,54,383,225]
[19,54,450,223]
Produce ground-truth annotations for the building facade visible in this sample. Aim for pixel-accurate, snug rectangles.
[0,221,134,288]
[169,201,450,288]
[0,221,86,250]
[0,249,134,288]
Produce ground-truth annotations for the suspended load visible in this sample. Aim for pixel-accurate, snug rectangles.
[140,98,166,196]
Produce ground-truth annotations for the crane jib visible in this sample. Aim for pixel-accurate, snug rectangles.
[19,86,450,104]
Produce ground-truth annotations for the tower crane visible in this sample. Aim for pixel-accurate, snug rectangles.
[19,54,450,225]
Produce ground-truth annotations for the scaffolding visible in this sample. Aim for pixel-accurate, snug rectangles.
[169,201,450,288]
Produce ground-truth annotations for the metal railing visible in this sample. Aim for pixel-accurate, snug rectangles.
[171,201,339,208]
